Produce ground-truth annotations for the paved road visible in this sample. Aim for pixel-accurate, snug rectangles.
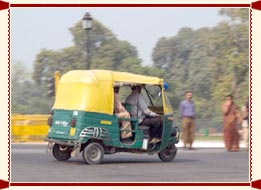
[11,143,249,182]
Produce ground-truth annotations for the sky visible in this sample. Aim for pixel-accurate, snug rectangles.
[11,8,224,68]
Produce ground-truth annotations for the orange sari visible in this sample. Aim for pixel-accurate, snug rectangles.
[222,103,239,151]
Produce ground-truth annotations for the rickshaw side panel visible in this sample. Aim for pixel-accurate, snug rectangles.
[47,109,145,149]
[159,114,179,150]
[48,110,118,142]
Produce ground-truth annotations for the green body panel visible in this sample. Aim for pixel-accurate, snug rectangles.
[160,115,178,148]
[47,109,179,152]
[48,110,145,148]
[48,110,115,141]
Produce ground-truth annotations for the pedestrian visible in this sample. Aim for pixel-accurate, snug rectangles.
[125,85,162,144]
[221,94,241,152]
[179,91,196,150]
[114,85,132,143]
[241,96,249,150]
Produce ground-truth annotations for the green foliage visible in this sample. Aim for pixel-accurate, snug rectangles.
[152,8,249,131]
[33,19,142,86]
[12,61,52,114]
[13,9,249,134]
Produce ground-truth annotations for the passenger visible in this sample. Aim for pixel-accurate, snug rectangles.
[125,85,162,143]
[113,85,132,142]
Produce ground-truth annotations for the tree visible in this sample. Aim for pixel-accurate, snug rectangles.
[12,61,52,114]
[16,8,249,126]
[152,8,249,131]
[33,19,142,86]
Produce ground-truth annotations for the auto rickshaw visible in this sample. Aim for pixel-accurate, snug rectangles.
[45,70,179,164]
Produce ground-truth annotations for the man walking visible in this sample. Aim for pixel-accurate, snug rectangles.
[179,91,196,150]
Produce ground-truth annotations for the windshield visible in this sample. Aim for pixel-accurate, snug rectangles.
[141,85,163,107]
[114,84,164,114]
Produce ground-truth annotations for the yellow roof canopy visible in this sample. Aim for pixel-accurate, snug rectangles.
[59,70,163,85]
[53,70,164,114]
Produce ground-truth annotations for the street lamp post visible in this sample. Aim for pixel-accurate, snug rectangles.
[82,12,92,69]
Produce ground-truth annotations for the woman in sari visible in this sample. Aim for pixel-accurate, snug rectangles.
[222,95,241,151]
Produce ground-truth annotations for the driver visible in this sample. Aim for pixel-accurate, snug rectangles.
[125,85,162,143]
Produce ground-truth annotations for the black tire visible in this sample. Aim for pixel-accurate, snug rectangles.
[158,144,177,162]
[52,143,72,161]
[82,142,104,165]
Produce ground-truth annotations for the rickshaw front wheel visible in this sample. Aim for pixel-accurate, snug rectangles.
[82,142,104,165]
[158,144,177,162]
[52,143,72,161]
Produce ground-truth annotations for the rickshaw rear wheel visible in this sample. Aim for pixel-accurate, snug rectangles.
[52,143,72,161]
[82,142,104,165]
[158,144,177,162]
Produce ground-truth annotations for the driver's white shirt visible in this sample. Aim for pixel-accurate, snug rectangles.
[125,90,157,123]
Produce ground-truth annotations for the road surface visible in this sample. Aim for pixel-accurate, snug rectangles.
[11,143,249,182]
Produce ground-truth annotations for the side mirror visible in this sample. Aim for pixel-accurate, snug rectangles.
[163,82,169,90]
